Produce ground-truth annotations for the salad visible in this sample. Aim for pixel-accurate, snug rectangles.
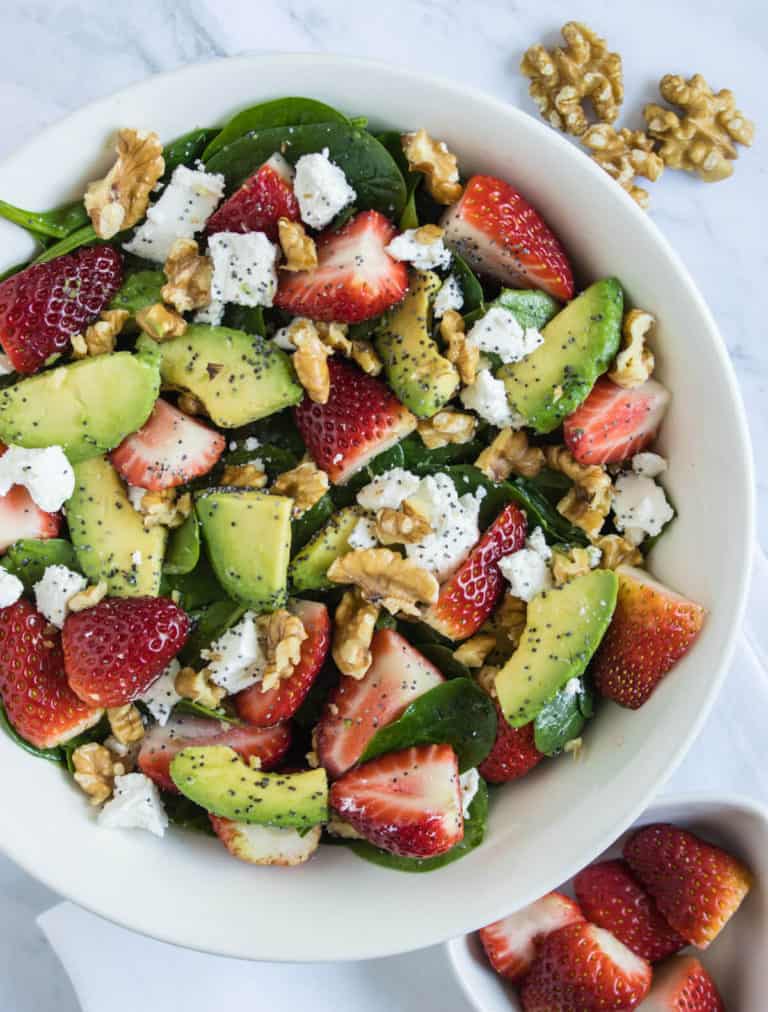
[0,95,705,872]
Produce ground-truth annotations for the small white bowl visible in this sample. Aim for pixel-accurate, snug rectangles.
[448,794,768,1010]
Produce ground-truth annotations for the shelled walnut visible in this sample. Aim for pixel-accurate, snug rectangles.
[332,589,379,679]
[581,125,663,208]
[85,128,164,239]
[327,548,439,617]
[401,129,463,204]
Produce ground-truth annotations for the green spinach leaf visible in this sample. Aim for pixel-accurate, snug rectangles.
[162,127,219,179]
[173,699,240,724]
[292,493,336,553]
[109,270,164,313]
[203,97,350,161]
[0,197,89,240]
[179,599,247,667]
[451,252,485,314]
[533,680,591,755]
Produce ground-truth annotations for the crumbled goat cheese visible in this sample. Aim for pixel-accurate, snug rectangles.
[0,444,74,512]
[347,516,380,550]
[293,148,356,229]
[498,526,553,602]
[385,228,452,271]
[0,353,13,375]
[193,299,225,326]
[586,545,603,568]
[140,659,181,726]
[356,468,421,511]
[33,565,87,627]
[103,735,131,758]
[127,484,146,512]
[272,318,307,351]
[460,369,521,429]
[209,231,279,308]
[467,307,544,364]
[0,569,23,608]
[564,677,581,698]
[612,473,674,545]
[632,452,667,479]
[202,611,265,694]
[526,526,552,562]
[433,274,464,318]
[404,474,482,581]
[243,437,261,452]
[459,768,480,819]
[123,165,225,263]
[98,773,168,837]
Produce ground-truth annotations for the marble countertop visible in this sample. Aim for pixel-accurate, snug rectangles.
[0,1,764,1009]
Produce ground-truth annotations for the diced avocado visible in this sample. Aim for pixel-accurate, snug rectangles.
[493,288,561,331]
[375,270,459,418]
[289,505,364,592]
[140,324,302,428]
[495,569,618,727]
[171,745,329,829]
[67,456,166,596]
[196,488,292,611]
[109,270,165,313]
[497,278,623,433]
[0,539,80,592]
[0,351,160,462]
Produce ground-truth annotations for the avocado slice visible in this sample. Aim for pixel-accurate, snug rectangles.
[67,456,166,596]
[375,270,459,418]
[0,351,160,462]
[171,745,329,829]
[141,324,302,428]
[289,505,364,592]
[196,488,292,611]
[495,569,618,727]
[497,278,623,433]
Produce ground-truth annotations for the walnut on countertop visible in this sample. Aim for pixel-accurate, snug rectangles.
[581,125,664,209]
[84,128,165,239]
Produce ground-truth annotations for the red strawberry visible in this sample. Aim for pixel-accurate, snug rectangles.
[234,599,330,727]
[624,823,752,948]
[205,154,299,241]
[294,357,417,484]
[330,743,463,859]
[315,628,443,779]
[0,599,102,749]
[520,922,652,1011]
[478,701,543,783]
[0,484,61,553]
[62,596,189,707]
[275,210,408,323]
[564,376,671,465]
[423,502,527,639]
[479,892,584,982]
[441,175,573,301]
[573,859,686,962]
[110,398,226,490]
[593,566,706,709]
[0,246,123,374]
[139,713,290,793]
[209,814,321,866]
[640,954,725,1011]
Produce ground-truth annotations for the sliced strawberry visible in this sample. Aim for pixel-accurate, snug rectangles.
[110,398,226,490]
[315,628,443,779]
[209,815,321,866]
[0,599,102,749]
[573,859,686,962]
[441,175,573,301]
[205,154,299,241]
[62,596,189,707]
[275,210,408,323]
[0,484,61,553]
[564,376,671,465]
[478,700,543,783]
[624,823,752,949]
[0,245,123,374]
[593,566,706,709]
[479,892,584,982]
[422,503,527,639]
[520,922,652,1011]
[139,713,291,792]
[330,743,463,859]
[640,954,725,1011]
[294,357,417,483]
[235,599,330,727]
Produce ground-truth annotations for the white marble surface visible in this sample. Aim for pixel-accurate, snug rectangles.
[0,2,765,1009]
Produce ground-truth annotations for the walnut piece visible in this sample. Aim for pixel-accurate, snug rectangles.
[581,125,664,209]
[260,609,307,692]
[221,462,268,489]
[551,547,596,587]
[545,445,612,541]
[475,664,500,699]
[278,217,318,272]
[67,581,108,613]
[178,392,205,416]
[327,548,439,617]
[290,320,332,404]
[72,742,125,806]
[482,591,528,656]
[374,500,432,545]
[161,238,212,312]
[271,461,329,517]
[475,428,545,481]
[441,309,478,386]
[136,303,187,342]
[609,309,656,387]
[175,666,226,708]
[453,632,497,669]
[594,533,643,569]
[418,409,477,450]
[520,22,623,136]
[350,339,383,376]
[107,704,145,745]
[84,128,165,240]
[401,128,463,204]
[644,73,755,182]
[134,488,193,530]
[332,588,379,679]
[71,309,129,360]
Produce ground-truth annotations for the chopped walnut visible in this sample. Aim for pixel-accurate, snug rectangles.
[327,548,439,617]
[374,500,432,545]
[482,591,528,654]
[278,217,318,272]
[332,588,379,679]
[315,320,351,354]
[594,533,643,569]
[221,462,268,489]
[581,125,664,208]
[260,609,307,692]
[291,320,332,404]
[545,446,612,540]
[551,547,596,587]
[475,664,500,699]
[67,581,108,613]
[351,339,383,375]
[440,309,478,386]
[178,392,205,416]
[453,632,497,669]
[475,428,545,481]
[71,309,129,359]
[271,461,329,517]
[644,73,755,182]
[161,238,212,313]
[520,21,623,136]
[418,409,477,450]
[136,302,187,342]
[413,224,445,245]
[175,666,226,708]
[72,742,125,806]
[134,488,193,530]
[401,128,463,204]
[107,704,145,745]
[84,128,165,239]
[609,309,656,388]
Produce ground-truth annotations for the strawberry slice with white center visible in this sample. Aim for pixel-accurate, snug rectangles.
[330,743,463,859]
[294,357,417,484]
[441,175,574,301]
[110,398,226,490]
[315,629,444,779]
[204,154,299,242]
[563,376,671,465]
[210,815,322,866]
[0,484,61,553]
[274,210,409,323]
[479,891,585,982]
[639,954,725,1011]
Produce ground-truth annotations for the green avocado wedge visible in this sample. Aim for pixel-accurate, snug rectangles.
[0,539,80,592]
[289,505,364,592]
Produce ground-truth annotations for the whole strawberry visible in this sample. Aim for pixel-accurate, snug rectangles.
[63,596,189,707]
[0,246,123,374]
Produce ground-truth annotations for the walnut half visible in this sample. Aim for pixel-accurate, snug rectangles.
[402,129,463,204]
[85,128,165,239]
[609,309,656,388]
[332,588,379,679]
[260,609,307,692]
[545,446,612,541]
[72,742,125,806]
[327,548,439,617]
[271,461,329,518]
[162,238,212,313]
[475,428,545,481]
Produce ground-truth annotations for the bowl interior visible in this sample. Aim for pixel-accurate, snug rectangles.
[0,54,753,962]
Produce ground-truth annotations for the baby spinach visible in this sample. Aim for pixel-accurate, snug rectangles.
[0,702,64,763]
[164,513,201,576]
[60,716,111,773]
[451,252,485,314]
[0,197,89,240]
[223,442,299,479]
[162,555,229,613]
[33,224,99,264]
[410,642,470,679]
[163,792,217,835]
[292,493,336,553]
[238,409,306,457]
[375,130,419,230]
[162,127,219,179]
[533,679,594,755]
[0,538,81,591]
[223,304,267,338]
[400,431,486,475]
[173,699,240,725]
[360,678,496,772]
[109,270,165,313]
[179,598,247,667]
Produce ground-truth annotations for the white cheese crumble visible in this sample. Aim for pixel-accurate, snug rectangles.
[632,452,667,479]
[526,526,552,562]
[356,468,421,511]
[272,317,308,351]
[564,677,581,698]
[0,568,23,608]
[385,228,452,271]
[209,231,279,308]
[33,565,87,627]
[293,148,356,229]
[586,545,603,568]
[460,369,521,429]
[459,768,480,819]
[140,659,181,726]
[433,274,464,318]
[193,299,225,326]
[612,473,674,545]
[404,474,482,581]
[467,307,544,364]
[0,353,14,375]
[127,484,146,512]
[243,437,261,452]
[202,611,265,694]
[347,516,379,550]
[0,444,74,512]
[123,165,225,263]
[498,526,553,602]
[98,773,168,837]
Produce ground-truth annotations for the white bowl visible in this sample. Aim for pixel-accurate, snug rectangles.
[448,794,768,1010]
[0,54,754,962]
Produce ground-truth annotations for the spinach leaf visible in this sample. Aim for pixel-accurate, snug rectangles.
[223,304,267,337]
[399,188,419,230]
[222,442,299,479]
[411,643,470,680]
[33,224,99,264]
[237,410,305,457]
[60,715,111,773]
[0,197,89,240]
[0,702,63,763]
[375,612,397,630]
[179,599,247,667]
[163,793,216,835]
[451,252,485,314]
[164,513,201,576]
[173,699,240,724]
[375,130,419,230]
[162,127,219,179]
[162,555,229,612]
[493,288,561,331]
[292,492,336,553]
[0,538,81,591]
[522,467,573,506]
[533,680,592,755]
[109,270,164,313]
[366,441,405,476]
[400,432,486,475]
